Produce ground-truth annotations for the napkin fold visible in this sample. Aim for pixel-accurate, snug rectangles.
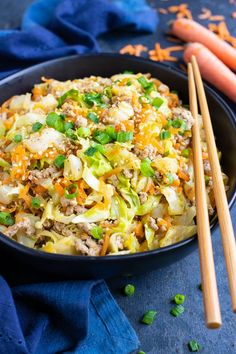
[0,0,158,78]
[0,276,140,354]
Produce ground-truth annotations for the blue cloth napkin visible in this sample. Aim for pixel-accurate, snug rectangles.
[0,276,140,353]
[0,0,158,79]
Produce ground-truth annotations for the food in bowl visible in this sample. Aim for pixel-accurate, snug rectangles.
[0,72,227,256]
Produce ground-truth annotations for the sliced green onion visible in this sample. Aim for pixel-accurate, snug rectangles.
[64,121,75,131]
[87,112,99,123]
[122,70,134,74]
[32,122,43,132]
[141,310,157,325]
[137,76,154,93]
[103,86,112,99]
[57,88,80,108]
[138,351,146,354]
[32,197,41,209]
[160,130,171,140]
[83,93,106,107]
[126,80,132,86]
[166,173,174,185]
[124,284,135,297]
[54,155,66,169]
[152,97,164,109]
[166,119,173,128]
[93,131,112,145]
[181,149,190,158]
[91,226,103,240]
[188,340,201,352]
[116,131,133,142]
[64,184,78,199]
[65,128,77,140]
[172,119,184,129]
[77,127,90,138]
[13,134,22,143]
[140,158,155,177]
[0,212,15,226]
[84,146,98,156]
[105,126,117,140]
[170,304,185,317]
[173,294,185,305]
[46,112,65,133]
[94,144,106,155]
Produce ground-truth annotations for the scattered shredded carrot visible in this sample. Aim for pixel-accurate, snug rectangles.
[35,185,47,195]
[159,8,168,14]
[19,184,31,207]
[178,170,190,181]
[119,44,148,57]
[54,182,64,197]
[198,8,212,20]
[208,21,236,48]
[167,3,192,20]
[149,43,183,62]
[11,145,28,179]
[77,180,87,205]
[101,166,123,180]
[209,15,225,21]
[135,221,144,238]
[100,231,111,256]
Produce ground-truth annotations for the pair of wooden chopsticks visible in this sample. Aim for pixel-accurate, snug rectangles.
[188,56,236,329]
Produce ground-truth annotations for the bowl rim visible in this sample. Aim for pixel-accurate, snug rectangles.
[0,52,235,262]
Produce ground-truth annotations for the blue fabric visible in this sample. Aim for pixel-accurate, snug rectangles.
[0,0,158,79]
[0,276,140,354]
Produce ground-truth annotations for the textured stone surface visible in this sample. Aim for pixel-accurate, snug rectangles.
[0,0,236,353]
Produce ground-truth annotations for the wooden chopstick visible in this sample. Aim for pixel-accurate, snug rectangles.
[191,55,236,314]
[188,62,221,328]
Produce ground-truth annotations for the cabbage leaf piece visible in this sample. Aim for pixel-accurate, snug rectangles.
[159,225,197,247]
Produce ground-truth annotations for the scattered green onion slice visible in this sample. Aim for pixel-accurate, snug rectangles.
[105,126,117,140]
[116,131,133,142]
[57,89,80,108]
[46,112,65,133]
[181,149,190,158]
[172,118,184,129]
[138,351,146,354]
[13,134,22,143]
[83,93,106,107]
[91,226,103,240]
[64,121,75,131]
[170,304,185,317]
[77,127,90,138]
[124,284,135,297]
[103,86,112,99]
[126,80,132,86]
[84,146,98,156]
[188,340,201,352]
[64,184,78,199]
[137,76,154,93]
[140,158,155,177]
[66,128,77,140]
[32,197,41,209]
[152,97,164,109]
[87,112,99,123]
[160,130,171,140]
[54,155,66,169]
[141,310,157,325]
[32,122,43,132]
[173,294,185,305]
[0,212,15,226]
[93,131,112,145]
[122,70,134,74]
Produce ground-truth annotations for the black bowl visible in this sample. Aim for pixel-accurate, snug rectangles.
[0,54,235,280]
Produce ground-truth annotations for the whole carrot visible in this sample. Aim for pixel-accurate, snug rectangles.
[184,43,236,102]
[172,18,236,71]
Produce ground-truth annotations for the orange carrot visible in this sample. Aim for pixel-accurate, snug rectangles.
[184,43,236,102]
[100,231,110,256]
[35,185,46,194]
[172,18,236,71]
[54,182,64,197]
[135,222,144,238]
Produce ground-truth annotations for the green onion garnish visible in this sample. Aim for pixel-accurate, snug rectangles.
[54,155,66,169]
[170,304,185,317]
[126,80,132,86]
[84,146,98,156]
[122,70,134,74]
[64,121,75,131]
[140,158,155,177]
[188,340,201,352]
[32,122,43,132]
[103,86,112,99]
[65,128,77,140]
[105,126,117,140]
[116,131,133,142]
[173,294,185,305]
[57,88,80,108]
[13,134,22,143]
[77,127,90,138]
[87,112,99,123]
[93,131,112,145]
[0,212,15,226]
[152,97,164,109]
[91,226,103,240]
[181,149,190,158]
[64,184,78,199]
[124,284,135,297]
[83,93,106,107]
[160,130,171,140]
[46,112,65,133]
[32,197,41,209]
[172,119,184,129]
[137,76,154,93]
[141,310,157,325]
[138,351,146,354]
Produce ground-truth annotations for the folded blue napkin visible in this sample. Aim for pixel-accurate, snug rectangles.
[0,0,158,79]
[0,276,140,353]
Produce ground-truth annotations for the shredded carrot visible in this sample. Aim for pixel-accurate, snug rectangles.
[32,86,43,101]
[100,231,110,256]
[77,180,87,205]
[101,167,123,180]
[148,43,183,62]
[198,8,211,20]
[54,182,64,197]
[159,8,168,14]
[209,15,225,21]
[172,178,180,187]
[208,21,236,48]
[178,170,190,181]
[11,145,28,179]
[135,222,144,238]
[119,44,148,57]
[167,3,192,20]
[35,185,47,194]
[202,152,209,160]
[19,184,31,207]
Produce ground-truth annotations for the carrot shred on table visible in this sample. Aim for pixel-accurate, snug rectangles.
[208,21,236,48]
[232,12,236,18]
[119,44,148,57]
[159,8,168,14]
[167,3,192,20]
[148,43,183,62]
[209,15,225,21]
[198,8,212,20]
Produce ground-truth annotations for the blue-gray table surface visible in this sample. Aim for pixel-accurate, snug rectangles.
[1,0,236,353]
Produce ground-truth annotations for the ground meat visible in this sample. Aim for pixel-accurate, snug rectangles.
[172,107,194,130]
[139,192,148,204]
[75,115,87,127]
[134,145,158,161]
[5,217,35,238]
[107,175,119,187]
[123,169,133,179]
[60,197,87,216]
[28,166,59,183]
[203,160,211,175]
[75,237,101,256]
[62,101,77,118]
[148,217,159,231]
[60,196,77,208]
[43,219,53,229]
